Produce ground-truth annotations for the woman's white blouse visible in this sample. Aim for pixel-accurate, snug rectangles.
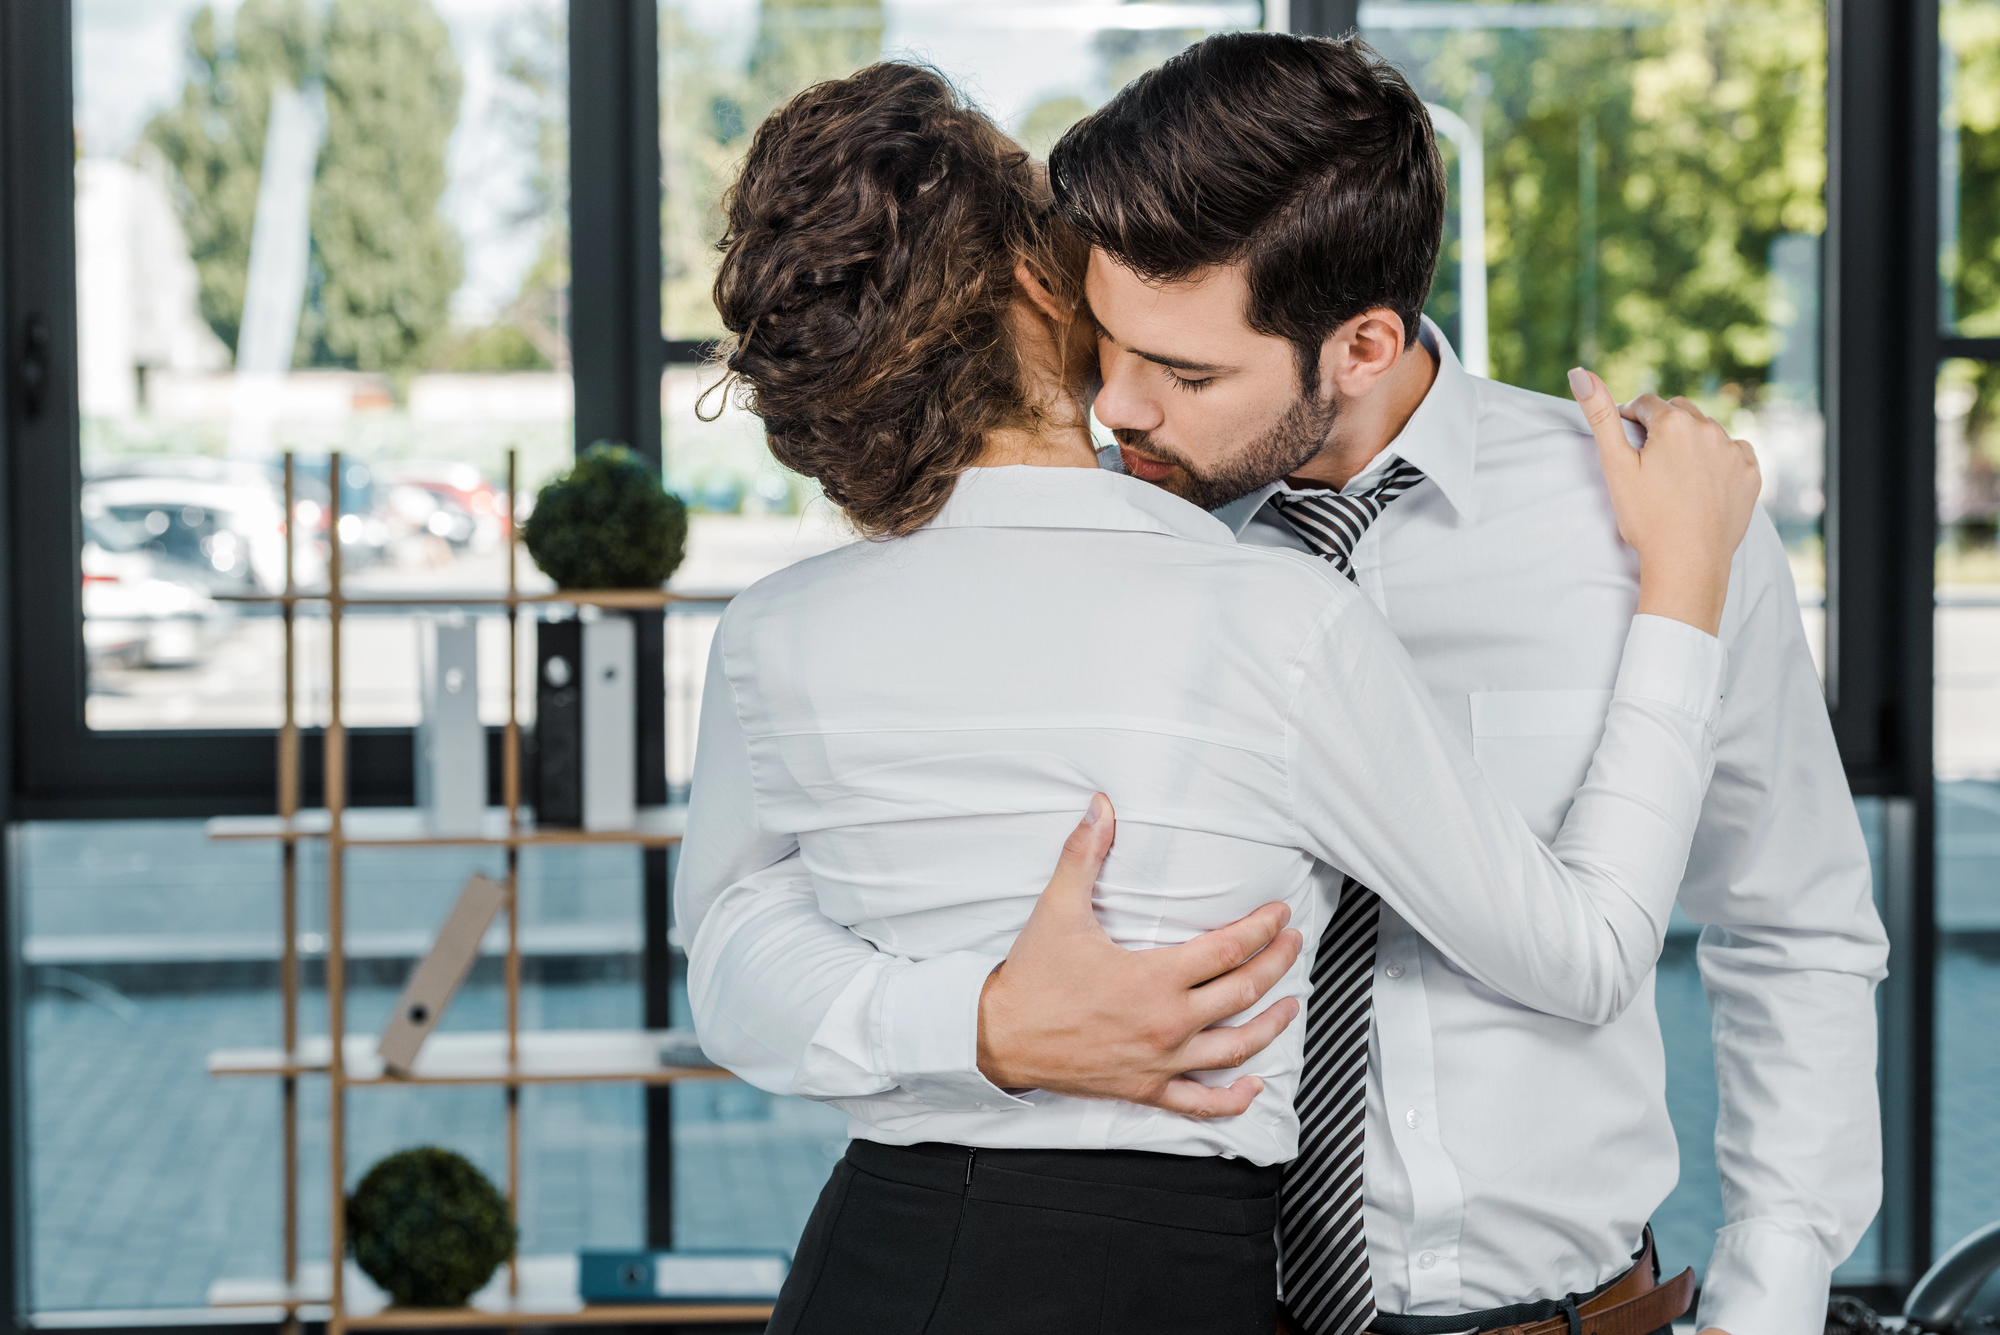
[678,465,1725,1166]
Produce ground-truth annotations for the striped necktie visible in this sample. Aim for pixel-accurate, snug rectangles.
[1269,460,1427,583]
[1270,459,1425,1335]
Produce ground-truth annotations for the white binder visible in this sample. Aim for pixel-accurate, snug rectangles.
[378,872,506,1076]
[417,617,485,835]
[580,614,635,831]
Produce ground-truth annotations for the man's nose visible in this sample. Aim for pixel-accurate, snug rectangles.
[1093,353,1163,433]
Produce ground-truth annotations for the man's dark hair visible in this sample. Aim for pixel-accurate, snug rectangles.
[1049,32,1445,386]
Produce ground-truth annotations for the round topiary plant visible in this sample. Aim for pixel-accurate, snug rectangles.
[523,442,689,590]
[347,1147,516,1308]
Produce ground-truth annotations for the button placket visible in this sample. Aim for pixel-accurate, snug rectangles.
[1370,909,1467,1313]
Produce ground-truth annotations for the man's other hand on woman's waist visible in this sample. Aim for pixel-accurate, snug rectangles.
[977,793,1305,1119]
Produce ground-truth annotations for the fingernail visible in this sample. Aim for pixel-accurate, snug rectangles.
[1248,1077,1265,1096]
[1081,793,1107,826]
[1567,367,1592,399]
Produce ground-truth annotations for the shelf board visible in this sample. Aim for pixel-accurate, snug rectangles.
[207,804,687,847]
[208,1030,731,1085]
[209,1257,772,1326]
[216,588,728,609]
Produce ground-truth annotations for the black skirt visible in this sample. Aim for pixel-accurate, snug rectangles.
[768,1138,1282,1335]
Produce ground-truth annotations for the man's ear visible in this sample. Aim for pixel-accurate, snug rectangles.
[1315,307,1409,401]
[1014,258,1071,324]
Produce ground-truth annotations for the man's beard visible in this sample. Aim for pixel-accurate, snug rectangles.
[1114,389,1339,512]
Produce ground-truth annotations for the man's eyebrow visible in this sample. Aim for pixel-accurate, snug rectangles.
[1092,316,1234,375]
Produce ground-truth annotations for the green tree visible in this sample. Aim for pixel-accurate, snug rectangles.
[745,0,884,115]
[660,0,884,339]
[1940,0,2000,511]
[144,0,463,372]
[430,5,567,373]
[1015,95,1091,160]
[1015,26,1214,162]
[1385,0,1825,403]
[1946,0,2000,335]
[489,4,569,369]
[143,0,318,356]
[304,0,463,371]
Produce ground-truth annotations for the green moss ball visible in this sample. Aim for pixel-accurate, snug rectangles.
[347,1147,517,1308]
[523,442,689,590]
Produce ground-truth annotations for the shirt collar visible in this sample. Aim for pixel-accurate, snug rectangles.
[929,464,1238,545]
[1386,317,1480,521]
[1211,316,1482,536]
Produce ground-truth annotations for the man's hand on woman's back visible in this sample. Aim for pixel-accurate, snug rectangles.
[976,794,1305,1118]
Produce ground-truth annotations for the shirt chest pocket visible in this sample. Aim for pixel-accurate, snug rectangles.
[1468,689,1615,844]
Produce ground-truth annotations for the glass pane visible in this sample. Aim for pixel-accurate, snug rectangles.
[74,0,572,730]
[1936,357,2000,1253]
[1938,780,2000,1253]
[1942,0,2000,335]
[657,0,1268,1257]
[18,821,644,1313]
[1365,0,1829,674]
[662,0,1265,344]
[1361,0,1834,1285]
[660,0,1264,527]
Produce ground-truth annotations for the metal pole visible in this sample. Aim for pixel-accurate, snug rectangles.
[505,448,522,1301]
[327,453,348,1334]
[280,454,300,1327]
[1427,102,1489,378]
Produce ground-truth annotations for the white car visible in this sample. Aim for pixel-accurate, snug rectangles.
[80,528,223,668]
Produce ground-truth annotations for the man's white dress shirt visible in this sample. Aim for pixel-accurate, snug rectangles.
[678,324,1888,1334]
[1211,326,1886,1332]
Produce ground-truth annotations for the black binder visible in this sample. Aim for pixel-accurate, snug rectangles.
[535,617,583,827]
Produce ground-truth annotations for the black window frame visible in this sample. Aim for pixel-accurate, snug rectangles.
[0,0,1955,1325]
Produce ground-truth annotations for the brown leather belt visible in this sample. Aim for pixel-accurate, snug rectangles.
[1368,1231,1695,1335]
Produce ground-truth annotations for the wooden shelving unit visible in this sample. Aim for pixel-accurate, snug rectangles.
[209,803,688,848]
[205,452,764,1332]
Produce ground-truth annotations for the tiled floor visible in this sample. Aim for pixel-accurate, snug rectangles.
[15,789,2000,1313]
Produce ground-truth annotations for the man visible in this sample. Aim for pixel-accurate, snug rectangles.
[683,32,1886,1335]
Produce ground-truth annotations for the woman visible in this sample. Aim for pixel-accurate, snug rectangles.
[678,63,1757,1335]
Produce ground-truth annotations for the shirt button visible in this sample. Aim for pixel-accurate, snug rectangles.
[1405,1108,1423,1129]
[1384,961,1405,979]
[1419,1251,1438,1270]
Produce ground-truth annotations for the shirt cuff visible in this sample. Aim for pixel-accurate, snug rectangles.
[1615,613,1729,727]
[871,950,1030,1113]
[1695,1222,1834,1335]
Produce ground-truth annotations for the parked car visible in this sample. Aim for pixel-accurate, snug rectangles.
[84,457,291,593]
[79,512,228,669]
[370,460,509,558]
[284,456,389,575]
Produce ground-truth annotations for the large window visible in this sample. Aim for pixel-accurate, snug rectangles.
[1937,0,2000,1257]
[74,0,570,731]
[1360,0,1844,1285]
[1366,0,1828,664]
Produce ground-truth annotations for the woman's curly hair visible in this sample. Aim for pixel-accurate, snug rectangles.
[710,62,1083,538]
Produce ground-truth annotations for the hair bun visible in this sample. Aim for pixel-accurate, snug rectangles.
[711,63,1071,538]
